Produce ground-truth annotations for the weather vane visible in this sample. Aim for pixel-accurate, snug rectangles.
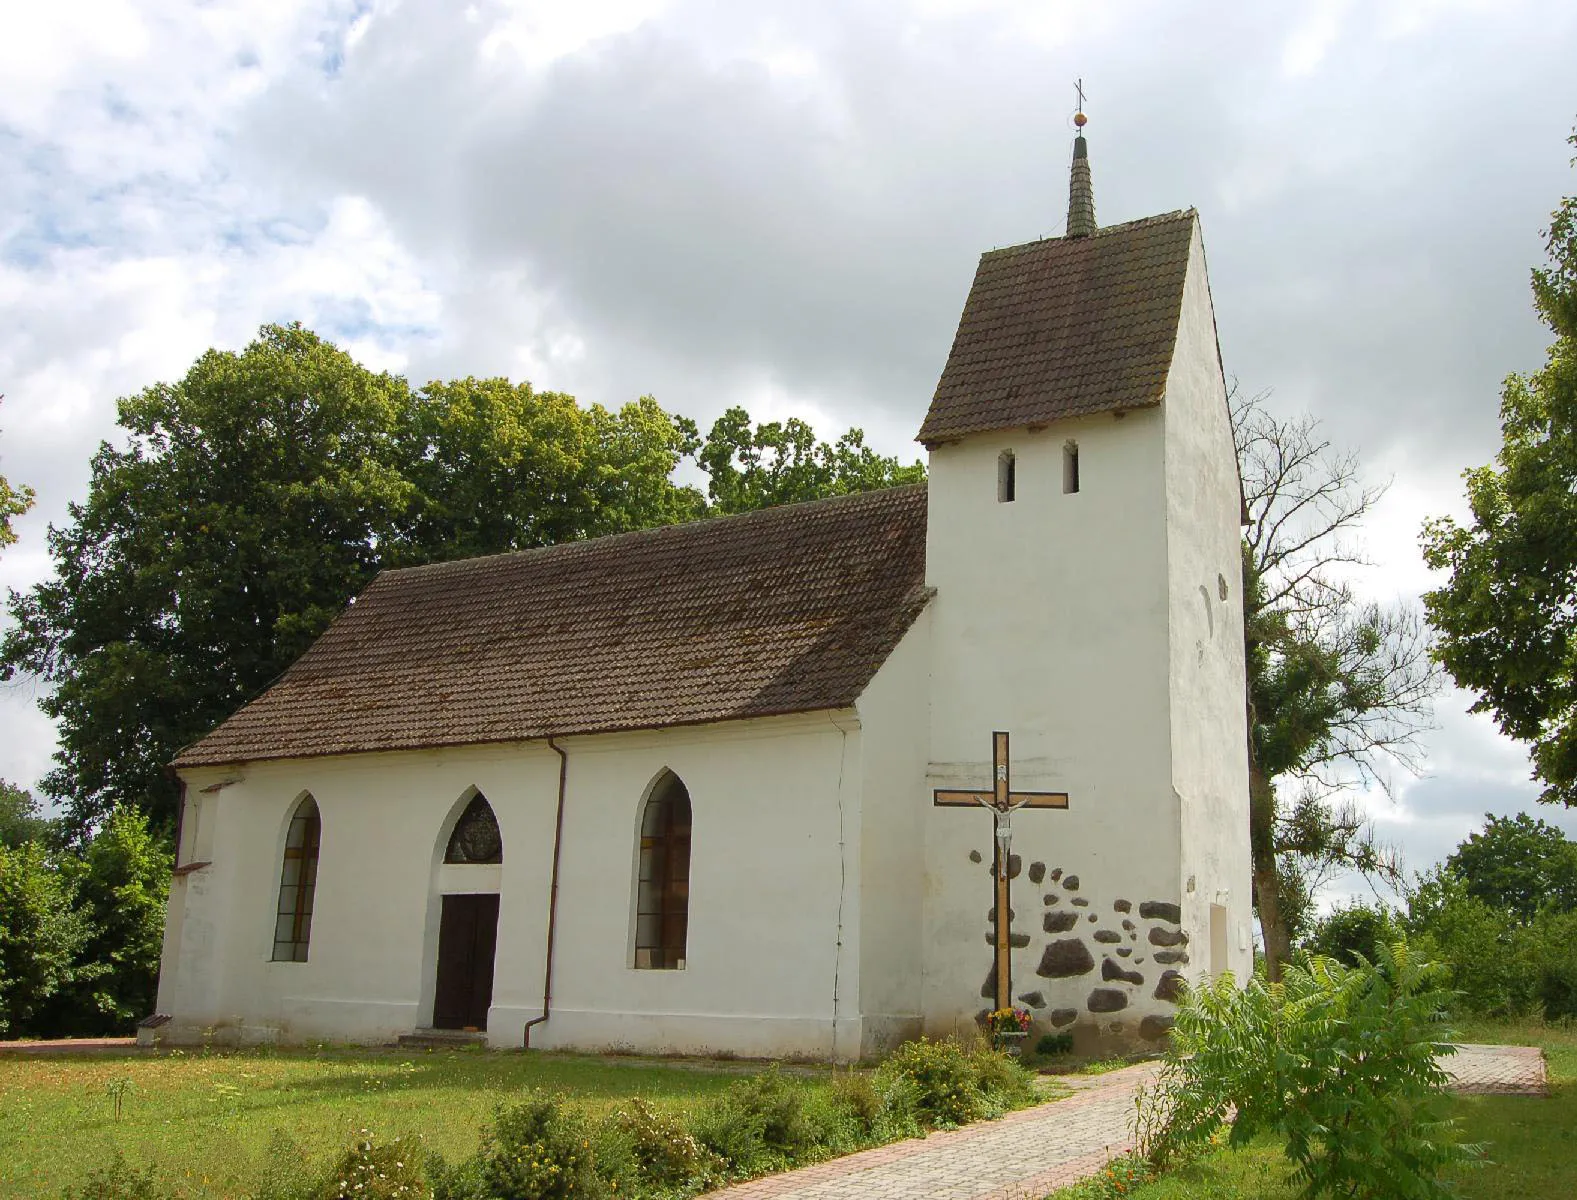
[1074,77,1088,129]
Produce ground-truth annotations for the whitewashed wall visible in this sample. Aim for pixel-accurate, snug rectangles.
[157,711,867,1058]
[921,405,1185,1048]
[1164,222,1255,987]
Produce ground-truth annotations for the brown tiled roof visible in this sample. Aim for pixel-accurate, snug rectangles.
[918,210,1198,445]
[173,485,931,768]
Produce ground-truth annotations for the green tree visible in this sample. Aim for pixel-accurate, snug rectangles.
[0,841,90,1035]
[1,325,416,837]
[0,396,35,552]
[1238,391,1440,977]
[0,779,57,850]
[699,407,924,516]
[48,806,172,1034]
[1444,811,1577,923]
[1303,898,1404,968]
[1424,132,1577,805]
[397,379,702,558]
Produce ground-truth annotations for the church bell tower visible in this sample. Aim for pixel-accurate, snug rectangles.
[915,107,1252,1047]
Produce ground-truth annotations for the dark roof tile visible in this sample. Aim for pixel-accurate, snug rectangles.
[173,485,931,768]
[918,210,1197,445]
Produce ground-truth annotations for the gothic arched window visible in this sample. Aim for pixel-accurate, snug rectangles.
[445,792,503,865]
[272,795,321,962]
[634,774,691,970]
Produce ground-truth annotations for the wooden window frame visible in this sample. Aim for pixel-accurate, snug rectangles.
[634,776,691,970]
[272,797,321,962]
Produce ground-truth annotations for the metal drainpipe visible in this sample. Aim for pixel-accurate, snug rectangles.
[524,736,569,1049]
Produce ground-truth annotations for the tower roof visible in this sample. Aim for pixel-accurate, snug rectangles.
[916,209,1197,446]
[1066,134,1096,238]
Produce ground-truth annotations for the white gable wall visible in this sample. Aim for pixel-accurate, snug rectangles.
[1163,223,1255,987]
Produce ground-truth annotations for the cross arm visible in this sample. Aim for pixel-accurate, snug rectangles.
[932,789,1069,809]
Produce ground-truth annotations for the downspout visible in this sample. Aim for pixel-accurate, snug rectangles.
[523,736,569,1049]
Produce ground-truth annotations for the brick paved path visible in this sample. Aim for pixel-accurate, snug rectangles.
[710,1063,1160,1200]
[1443,1043,1548,1096]
[710,1043,1549,1200]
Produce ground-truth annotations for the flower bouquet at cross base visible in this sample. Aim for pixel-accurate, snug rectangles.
[984,1009,1034,1047]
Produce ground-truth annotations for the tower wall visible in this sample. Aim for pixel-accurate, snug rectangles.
[920,408,1184,1047]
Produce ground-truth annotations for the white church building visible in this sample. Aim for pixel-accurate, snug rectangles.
[150,130,1252,1059]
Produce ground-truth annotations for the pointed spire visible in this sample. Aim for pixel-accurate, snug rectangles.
[1066,110,1096,239]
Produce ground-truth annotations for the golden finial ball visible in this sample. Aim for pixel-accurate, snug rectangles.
[1074,111,1087,127]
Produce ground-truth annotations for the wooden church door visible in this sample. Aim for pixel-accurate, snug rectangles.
[433,893,500,1030]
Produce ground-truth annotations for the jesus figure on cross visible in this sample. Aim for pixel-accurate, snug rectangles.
[934,731,1070,1012]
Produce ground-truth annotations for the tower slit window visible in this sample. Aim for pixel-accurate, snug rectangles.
[1063,441,1080,494]
[997,450,1016,503]
[634,774,692,969]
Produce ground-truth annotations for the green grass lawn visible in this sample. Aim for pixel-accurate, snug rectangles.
[0,1045,782,1199]
[1051,1018,1577,1199]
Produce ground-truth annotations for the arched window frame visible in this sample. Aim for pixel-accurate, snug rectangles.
[272,795,321,962]
[632,772,692,970]
[444,791,503,865]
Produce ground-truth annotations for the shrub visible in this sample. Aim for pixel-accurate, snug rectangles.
[690,1066,831,1176]
[322,1131,430,1200]
[62,1155,165,1200]
[254,1132,321,1200]
[827,1070,884,1135]
[1303,899,1403,968]
[1035,1032,1074,1056]
[610,1097,721,1189]
[873,1036,1035,1128]
[477,1092,606,1200]
[1137,940,1480,1199]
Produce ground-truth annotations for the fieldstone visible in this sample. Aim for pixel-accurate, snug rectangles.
[987,855,1022,879]
[1018,990,1047,1010]
[1139,1015,1175,1041]
[1153,949,1190,966]
[969,850,982,863]
[1036,938,1095,978]
[1113,899,1133,913]
[1116,947,1133,958]
[1154,970,1186,1003]
[986,906,1016,923]
[1149,927,1188,947]
[1088,914,1097,923]
[1049,1008,1078,1028]
[1064,874,1081,892]
[1140,901,1182,923]
[980,963,997,999]
[1072,897,1090,908]
[1044,910,1080,934]
[986,931,1032,948]
[1094,930,1122,944]
[1028,861,1046,884]
[1087,988,1128,1013]
[1044,893,1060,905]
[1102,958,1144,986]
[1121,919,1135,931]
[1049,868,1064,882]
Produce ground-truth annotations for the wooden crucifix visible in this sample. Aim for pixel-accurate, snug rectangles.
[935,731,1069,1012]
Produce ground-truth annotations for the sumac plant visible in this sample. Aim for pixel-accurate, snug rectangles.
[1136,940,1481,1199]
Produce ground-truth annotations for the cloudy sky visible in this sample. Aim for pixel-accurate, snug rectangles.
[3,0,1576,895]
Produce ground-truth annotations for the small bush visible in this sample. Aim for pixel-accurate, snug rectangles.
[478,1092,606,1200]
[691,1066,828,1176]
[321,1131,429,1200]
[827,1070,883,1135]
[62,1155,165,1200]
[873,1036,1035,1128]
[1137,940,1481,1199]
[610,1097,721,1189]
[1035,1032,1074,1056]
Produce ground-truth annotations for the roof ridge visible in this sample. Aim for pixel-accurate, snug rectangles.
[382,480,930,580]
[983,207,1196,259]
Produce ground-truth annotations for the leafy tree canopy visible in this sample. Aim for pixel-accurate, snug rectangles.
[2,326,919,840]
[1424,132,1577,805]
[699,407,924,516]
[0,841,90,1035]
[0,779,58,850]
[1442,811,1577,924]
[0,397,35,553]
